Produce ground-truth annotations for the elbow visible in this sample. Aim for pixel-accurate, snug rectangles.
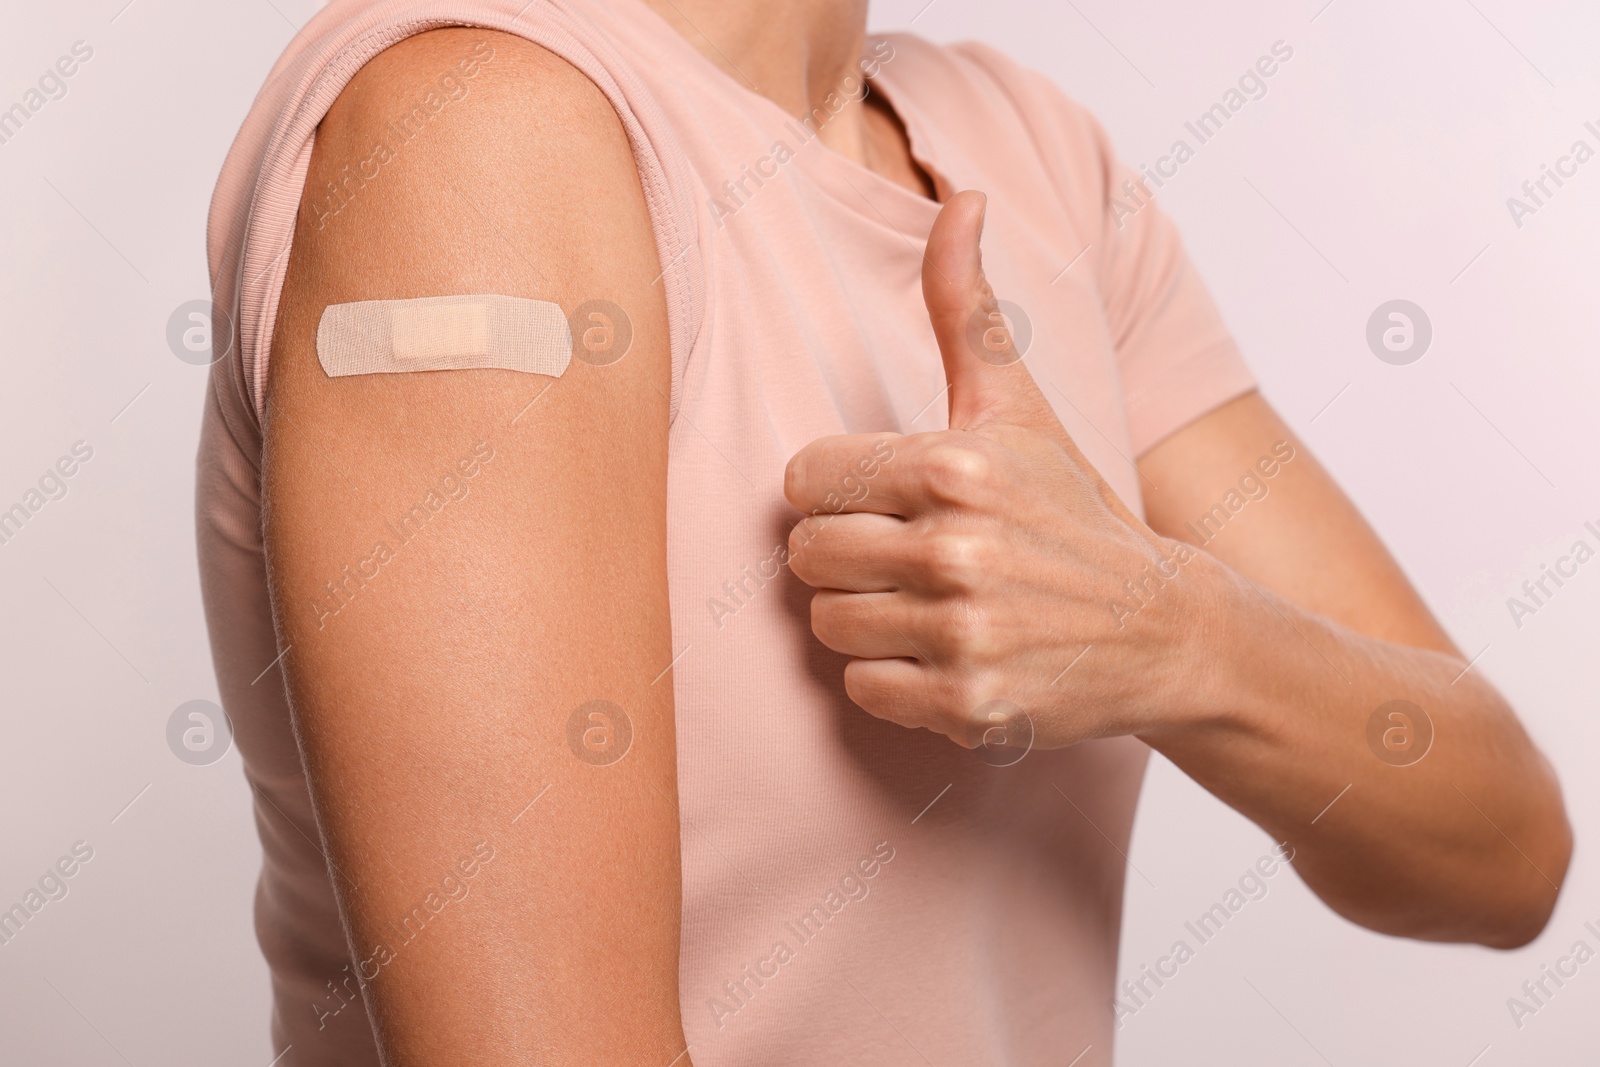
[1482,882,1564,951]
[1479,797,1574,951]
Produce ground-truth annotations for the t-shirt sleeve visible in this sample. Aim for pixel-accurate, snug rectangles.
[1089,128,1257,455]
[957,43,1257,455]
[211,3,705,434]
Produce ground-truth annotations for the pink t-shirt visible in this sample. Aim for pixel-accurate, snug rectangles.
[198,0,1256,1063]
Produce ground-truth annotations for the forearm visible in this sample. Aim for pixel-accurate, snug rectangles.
[1141,547,1571,947]
[781,210,1569,951]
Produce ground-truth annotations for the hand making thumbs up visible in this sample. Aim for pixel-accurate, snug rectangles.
[784,190,1206,755]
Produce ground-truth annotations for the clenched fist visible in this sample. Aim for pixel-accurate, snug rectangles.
[784,191,1212,755]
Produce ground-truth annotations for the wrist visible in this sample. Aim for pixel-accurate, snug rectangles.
[1136,539,1252,743]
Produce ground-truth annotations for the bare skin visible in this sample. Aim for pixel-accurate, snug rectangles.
[645,0,933,195]
[267,30,685,1067]
[786,192,1569,948]
[261,1,1569,1064]
[663,0,1571,949]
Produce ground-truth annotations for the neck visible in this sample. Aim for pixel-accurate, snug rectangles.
[644,0,870,113]
[642,0,883,167]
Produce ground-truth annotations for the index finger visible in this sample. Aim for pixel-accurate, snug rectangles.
[784,432,909,516]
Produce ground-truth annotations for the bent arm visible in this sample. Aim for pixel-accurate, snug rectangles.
[264,30,690,1063]
[1138,390,1571,947]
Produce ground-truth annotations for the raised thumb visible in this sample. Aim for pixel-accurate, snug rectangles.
[922,190,1059,433]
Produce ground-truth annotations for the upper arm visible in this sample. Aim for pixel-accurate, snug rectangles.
[264,29,684,1064]
[1137,390,1458,655]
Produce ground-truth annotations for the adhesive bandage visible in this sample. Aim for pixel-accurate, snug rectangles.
[316,294,573,378]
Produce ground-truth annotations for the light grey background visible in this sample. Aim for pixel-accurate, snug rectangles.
[1,0,1595,1063]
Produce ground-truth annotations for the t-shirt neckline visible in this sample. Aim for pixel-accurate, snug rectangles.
[608,0,947,235]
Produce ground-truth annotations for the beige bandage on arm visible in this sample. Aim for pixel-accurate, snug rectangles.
[316,294,573,378]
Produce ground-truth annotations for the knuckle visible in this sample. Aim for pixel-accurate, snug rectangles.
[919,442,992,505]
[917,531,990,593]
[935,600,993,660]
